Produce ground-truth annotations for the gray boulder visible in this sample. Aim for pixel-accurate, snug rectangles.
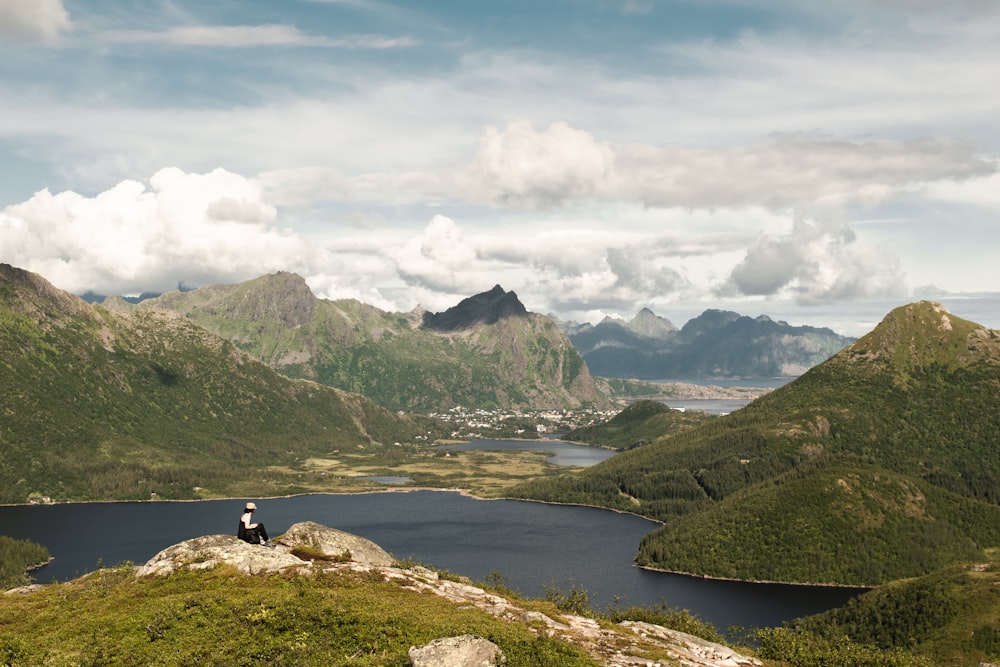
[135,534,310,577]
[409,635,505,667]
[134,521,395,578]
[277,520,394,566]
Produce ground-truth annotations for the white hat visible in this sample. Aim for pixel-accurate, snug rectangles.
[245,502,257,510]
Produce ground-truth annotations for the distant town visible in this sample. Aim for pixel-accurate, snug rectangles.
[428,405,624,441]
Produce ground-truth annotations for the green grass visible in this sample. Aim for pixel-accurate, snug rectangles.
[0,565,599,667]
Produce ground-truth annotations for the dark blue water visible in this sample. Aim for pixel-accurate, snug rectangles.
[437,438,617,466]
[0,492,860,632]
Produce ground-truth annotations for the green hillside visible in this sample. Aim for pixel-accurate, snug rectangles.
[138,273,611,412]
[509,301,1000,585]
[0,565,598,667]
[765,557,1000,666]
[0,264,447,503]
[0,536,50,589]
[563,399,714,451]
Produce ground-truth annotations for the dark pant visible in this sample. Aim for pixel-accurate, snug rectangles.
[240,523,269,544]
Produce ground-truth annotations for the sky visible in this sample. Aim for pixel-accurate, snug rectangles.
[0,0,998,337]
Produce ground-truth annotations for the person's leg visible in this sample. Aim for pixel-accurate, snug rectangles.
[256,523,269,542]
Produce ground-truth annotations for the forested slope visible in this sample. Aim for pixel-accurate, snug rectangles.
[509,302,1000,585]
[0,264,446,503]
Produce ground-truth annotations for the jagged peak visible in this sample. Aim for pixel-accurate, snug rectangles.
[421,285,528,332]
[629,307,677,336]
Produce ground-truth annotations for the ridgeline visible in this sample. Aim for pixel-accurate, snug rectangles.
[133,274,611,412]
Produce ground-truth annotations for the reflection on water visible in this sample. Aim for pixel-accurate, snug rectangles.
[661,398,753,415]
[437,438,616,467]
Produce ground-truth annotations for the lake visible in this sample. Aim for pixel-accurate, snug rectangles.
[655,377,795,415]
[0,491,861,633]
[437,438,618,466]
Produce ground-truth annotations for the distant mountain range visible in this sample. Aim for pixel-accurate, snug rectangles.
[0,264,447,504]
[561,308,855,379]
[86,275,860,397]
[124,274,609,412]
[511,301,1000,586]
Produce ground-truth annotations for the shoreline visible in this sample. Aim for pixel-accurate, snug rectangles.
[635,563,872,590]
[5,487,870,590]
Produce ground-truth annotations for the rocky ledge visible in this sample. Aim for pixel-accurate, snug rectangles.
[134,521,760,667]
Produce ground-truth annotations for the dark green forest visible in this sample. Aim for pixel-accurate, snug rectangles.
[509,303,1000,585]
[563,399,714,451]
[0,536,50,589]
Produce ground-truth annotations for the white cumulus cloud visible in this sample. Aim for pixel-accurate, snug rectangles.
[0,0,71,43]
[0,168,317,296]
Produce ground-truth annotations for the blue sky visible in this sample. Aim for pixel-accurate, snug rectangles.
[1,0,998,336]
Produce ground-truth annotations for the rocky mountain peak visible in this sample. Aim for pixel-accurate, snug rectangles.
[421,284,528,332]
[628,307,677,337]
[149,271,319,327]
[843,300,1000,371]
[234,272,317,327]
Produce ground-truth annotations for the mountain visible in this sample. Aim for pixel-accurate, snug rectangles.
[510,301,1000,586]
[136,274,611,412]
[0,264,445,504]
[771,558,1000,665]
[422,284,527,331]
[563,399,714,451]
[565,307,854,379]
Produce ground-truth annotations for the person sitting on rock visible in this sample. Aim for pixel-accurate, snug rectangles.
[238,502,272,546]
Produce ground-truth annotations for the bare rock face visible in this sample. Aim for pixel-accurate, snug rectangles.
[276,520,394,567]
[135,534,310,577]
[408,635,505,667]
[620,621,762,667]
[135,521,394,577]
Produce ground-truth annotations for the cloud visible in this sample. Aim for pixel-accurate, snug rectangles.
[923,168,1000,211]
[98,24,414,49]
[470,123,993,213]
[0,0,71,43]
[468,121,618,208]
[0,168,316,295]
[261,122,992,218]
[394,215,479,293]
[721,217,907,303]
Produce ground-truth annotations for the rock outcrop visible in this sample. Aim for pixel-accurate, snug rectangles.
[135,521,393,577]
[278,520,394,566]
[133,521,760,667]
[409,635,505,667]
[135,534,309,577]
